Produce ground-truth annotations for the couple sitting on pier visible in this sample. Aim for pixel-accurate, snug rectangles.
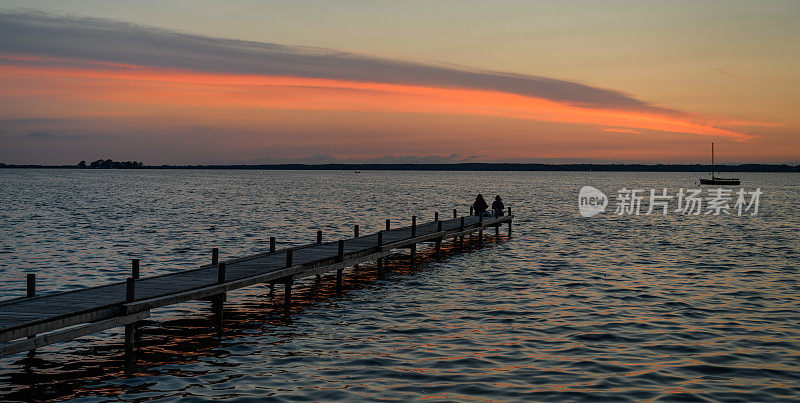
[473,194,504,217]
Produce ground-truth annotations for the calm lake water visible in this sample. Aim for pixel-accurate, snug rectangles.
[0,169,798,401]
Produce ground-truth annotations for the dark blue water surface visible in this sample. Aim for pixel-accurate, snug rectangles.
[0,169,798,401]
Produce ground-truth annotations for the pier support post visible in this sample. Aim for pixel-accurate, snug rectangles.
[459,216,465,248]
[131,259,140,279]
[336,269,343,294]
[125,277,136,359]
[435,212,439,222]
[213,263,226,330]
[478,215,484,246]
[453,209,457,218]
[435,221,442,256]
[25,274,36,354]
[411,216,416,237]
[26,273,35,298]
[284,278,293,313]
[410,243,416,267]
[507,207,512,237]
[496,223,500,240]
[354,225,359,237]
[317,230,322,244]
[268,237,277,291]
[212,248,219,266]
[377,231,384,278]
[283,250,293,313]
[386,219,390,231]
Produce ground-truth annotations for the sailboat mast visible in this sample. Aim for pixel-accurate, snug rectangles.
[711,142,715,177]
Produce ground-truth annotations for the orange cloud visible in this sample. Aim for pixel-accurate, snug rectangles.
[0,57,755,140]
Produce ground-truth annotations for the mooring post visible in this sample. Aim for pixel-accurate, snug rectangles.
[435,211,439,222]
[386,219,390,231]
[453,209,457,218]
[336,268,343,294]
[435,220,443,256]
[337,240,344,262]
[354,225,359,237]
[478,215,484,245]
[459,216,465,247]
[508,207,512,236]
[26,273,35,298]
[131,259,140,279]
[316,230,322,244]
[213,263,226,328]
[284,251,294,313]
[377,231,384,278]
[125,277,136,359]
[270,237,276,253]
[212,248,219,265]
[25,273,36,351]
[284,278,293,313]
[410,243,416,266]
[411,216,416,237]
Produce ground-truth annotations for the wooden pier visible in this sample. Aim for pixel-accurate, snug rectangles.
[0,208,513,359]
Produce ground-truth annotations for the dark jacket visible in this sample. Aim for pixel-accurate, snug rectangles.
[492,198,505,216]
[473,196,488,214]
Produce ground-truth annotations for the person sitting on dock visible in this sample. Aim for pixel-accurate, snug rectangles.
[473,194,489,216]
[492,195,505,217]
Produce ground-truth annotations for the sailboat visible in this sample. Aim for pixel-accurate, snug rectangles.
[699,143,740,185]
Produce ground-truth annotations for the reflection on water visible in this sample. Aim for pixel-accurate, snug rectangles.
[0,170,798,401]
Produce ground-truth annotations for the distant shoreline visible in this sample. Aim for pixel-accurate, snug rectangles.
[1,163,798,172]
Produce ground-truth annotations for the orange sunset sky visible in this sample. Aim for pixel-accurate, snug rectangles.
[0,1,798,164]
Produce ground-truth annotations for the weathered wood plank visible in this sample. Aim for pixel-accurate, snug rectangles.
[0,311,150,357]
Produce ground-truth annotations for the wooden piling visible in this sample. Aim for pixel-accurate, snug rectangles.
[131,259,140,279]
[337,240,344,262]
[284,278,292,313]
[410,243,416,266]
[496,223,500,239]
[435,221,443,255]
[377,231,384,277]
[26,274,35,298]
[212,248,219,265]
[213,263,226,328]
[453,209,457,218]
[124,277,136,358]
[317,230,322,244]
[435,211,439,221]
[286,249,293,267]
[508,207,512,236]
[459,216,465,247]
[386,219,391,231]
[411,216,416,237]
[470,206,474,215]
[336,268,343,294]
[270,237,276,253]
[354,225,359,237]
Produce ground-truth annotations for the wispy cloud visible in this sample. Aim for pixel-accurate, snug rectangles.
[0,10,677,114]
[602,128,641,134]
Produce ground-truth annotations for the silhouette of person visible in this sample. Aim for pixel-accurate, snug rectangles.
[492,195,505,217]
[473,194,488,216]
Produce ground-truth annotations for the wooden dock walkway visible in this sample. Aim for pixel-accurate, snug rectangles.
[0,209,513,359]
